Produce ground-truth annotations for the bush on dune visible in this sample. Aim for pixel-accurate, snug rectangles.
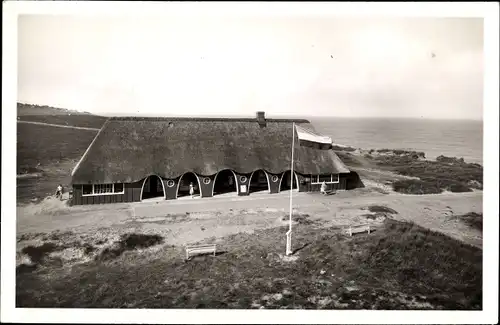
[367,205,398,214]
[373,155,419,166]
[392,179,443,195]
[360,151,483,195]
[373,148,426,159]
[331,144,357,152]
[436,155,468,165]
[96,233,164,261]
[454,212,482,231]
[448,183,473,193]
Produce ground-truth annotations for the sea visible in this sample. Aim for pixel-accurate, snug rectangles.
[308,117,483,165]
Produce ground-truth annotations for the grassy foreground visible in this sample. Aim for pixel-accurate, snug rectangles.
[16,218,482,309]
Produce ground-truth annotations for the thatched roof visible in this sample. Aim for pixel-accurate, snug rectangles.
[71,116,350,184]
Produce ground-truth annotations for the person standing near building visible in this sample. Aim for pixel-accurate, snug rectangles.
[320,181,327,195]
[55,184,63,200]
[189,182,195,198]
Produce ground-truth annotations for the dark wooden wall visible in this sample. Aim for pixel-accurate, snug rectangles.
[279,171,301,192]
[72,180,142,205]
[297,173,348,192]
[163,177,178,200]
[198,174,216,198]
[125,180,143,202]
[72,172,351,205]
[72,185,126,205]
[268,172,281,193]
[235,172,252,196]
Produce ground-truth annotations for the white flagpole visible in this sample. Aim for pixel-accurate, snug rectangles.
[286,122,295,256]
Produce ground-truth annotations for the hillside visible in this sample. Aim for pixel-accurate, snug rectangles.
[17,103,107,203]
[18,102,95,116]
[17,103,108,129]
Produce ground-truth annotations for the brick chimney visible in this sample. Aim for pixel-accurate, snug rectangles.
[256,111,266,127]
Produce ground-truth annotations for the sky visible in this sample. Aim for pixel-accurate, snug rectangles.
[17,15,484,119]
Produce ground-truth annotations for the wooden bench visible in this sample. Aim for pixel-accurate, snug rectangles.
[185,244,217,260]
[344,224,372,237]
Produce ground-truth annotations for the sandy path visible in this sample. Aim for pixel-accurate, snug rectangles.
[16,190,483,248]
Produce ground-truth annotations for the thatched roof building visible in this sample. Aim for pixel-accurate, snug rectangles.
[70,112,350,205]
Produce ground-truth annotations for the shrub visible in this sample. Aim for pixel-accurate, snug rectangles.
[467,180,483,190]
[392,180,443,195]
[331,144,356,152]
[436,155,466,165]
[456,212,482,231]
[281,213,319,225]
[21,243,61,264]
[367,205,398,214]
[121,233,163,249]
[448,183,473,193]
[95,233,164,261]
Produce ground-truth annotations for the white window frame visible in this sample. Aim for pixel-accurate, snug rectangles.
[81,183,125,196]
[310,174,339,184]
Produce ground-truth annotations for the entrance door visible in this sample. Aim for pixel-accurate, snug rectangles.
[141,175,165,200]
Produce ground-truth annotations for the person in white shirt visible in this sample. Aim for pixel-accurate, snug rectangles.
[189,182,195,198]
[55,184,63,199]
[320,181,327,195]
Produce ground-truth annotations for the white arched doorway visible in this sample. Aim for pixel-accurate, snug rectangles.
[176,172,202,198]
[248,169,271,194]
[140,175,166,201]
[278,170,299,192]
[212,169,238,196]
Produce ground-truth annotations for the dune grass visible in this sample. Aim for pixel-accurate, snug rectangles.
[16,219,482,309]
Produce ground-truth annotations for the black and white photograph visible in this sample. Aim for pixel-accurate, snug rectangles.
[2,1,498,324]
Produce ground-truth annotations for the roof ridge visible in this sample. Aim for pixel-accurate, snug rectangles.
[71,119,109,177]
[108,116,311,123]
